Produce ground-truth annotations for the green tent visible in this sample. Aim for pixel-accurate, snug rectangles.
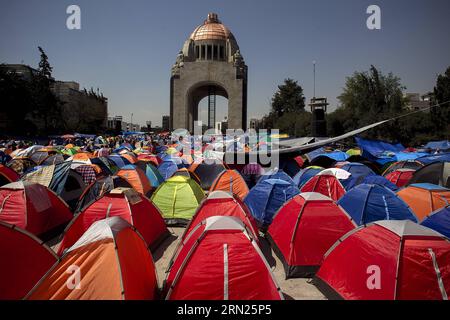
[151,175,205,224]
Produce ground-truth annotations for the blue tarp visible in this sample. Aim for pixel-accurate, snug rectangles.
[306,148,349,162]
[244,178,299,226]
[293,167,322,188]
[258,168,295,186]
[355,136,405,165]
[394,152,429,161]
[416,153,450,165]
[421,206,450,238]
[338,183,418,225]
[424,141,450,151]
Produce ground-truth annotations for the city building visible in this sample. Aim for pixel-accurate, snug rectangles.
[52,81,108,133]
[162,115,170,131]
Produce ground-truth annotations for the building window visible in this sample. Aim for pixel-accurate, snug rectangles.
[201,45,206,60]
[219,46,224,60]
[207,45,212,60]
[213,45,218,60]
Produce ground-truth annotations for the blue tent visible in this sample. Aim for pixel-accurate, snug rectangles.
[157,160,179,180]
[293,167,322,188]
[337,184,418,225]
[258,168,296,186]
[108,154,131,168]
[244,178,300,226]
[424,141,450,151]
[140,162,164,187]
[421,206,450,238]
[339,163,376,190]
[361,175,399,192]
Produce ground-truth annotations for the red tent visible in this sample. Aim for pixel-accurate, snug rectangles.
[27,217,159,300]
[0,221,58,300]
[0,164,19,186]
[268,192,356,278]
[315,220,450,300]
[164,216,283,300]
[57,188,168,255]
[385,168,415,187]
[183,191,259,241]
[300,171,346,201]
[0,181,72,239]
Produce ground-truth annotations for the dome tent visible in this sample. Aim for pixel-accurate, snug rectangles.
[0,221,58,300]
[258,168,296,186]
[314,220,450,300]
[361,175,399,191]
[244,178,300,228]
[209,169,249,200]
[189,159,227,190]
[164,216,283,300]
[183,191,258,241]
[300,168,348,201]
[421,206,450,238]
[407,161,450,188]
[0,181,72,240]
[268,193,356,278]
[75,175,132,213]
[151,175,205,225]
[397,183,450,221]
[57,188,169,255]
[116,165,152,196]
[0,164,19,187]
[293,167,322,188]
[27,217,159,300]
[338,184,418,225]
[385,168,415,187]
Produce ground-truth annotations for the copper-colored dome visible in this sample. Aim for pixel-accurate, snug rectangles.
[190,13,232,41]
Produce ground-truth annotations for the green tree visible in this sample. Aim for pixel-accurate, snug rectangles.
[32,46,63,134]
[271,78,306,117]
[38,46,53,80]
[330,65,407,141]
[432,66,450,138]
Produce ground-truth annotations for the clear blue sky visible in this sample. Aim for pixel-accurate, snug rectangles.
[1,0,449,126]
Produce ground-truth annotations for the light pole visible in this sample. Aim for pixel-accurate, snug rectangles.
[313,60,316,99]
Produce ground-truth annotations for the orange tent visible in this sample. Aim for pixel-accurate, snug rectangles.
[397,183,450,221]
[57,188,168,255]
[27,217,159,300]
[119,151,137,164]
[117,165,152,196]
[209,169,249,200]
[71,152,94,163]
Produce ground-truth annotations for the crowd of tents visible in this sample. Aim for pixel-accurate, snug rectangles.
[0,134,449,300]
